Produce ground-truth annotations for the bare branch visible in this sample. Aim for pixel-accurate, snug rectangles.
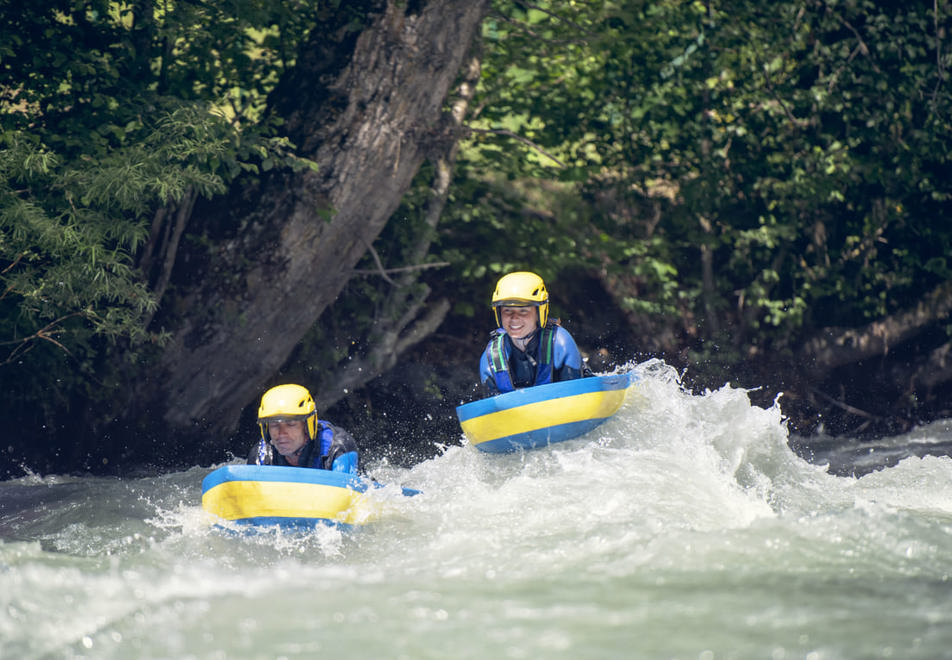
[915,341,952,389]
[352,261,450,277]
[316,298,451,410]
[147,188,196,324]
[1,251,27,277]
[0,312,81,366]
[361,238,396,286]
[799,280,952,375]
[808,385,883,421]
[933,0,947,106]
[467,126,567,167]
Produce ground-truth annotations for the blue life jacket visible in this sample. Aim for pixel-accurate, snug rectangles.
[251,420,358,474]
[487,326,556,393]
[310,421,338,469]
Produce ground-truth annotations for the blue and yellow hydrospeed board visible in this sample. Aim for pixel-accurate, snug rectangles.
[201,465,419,530]
[455,373,636,453]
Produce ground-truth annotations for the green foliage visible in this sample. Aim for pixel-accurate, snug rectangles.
[446,0,952,360]
[0,1,323,460]
[0,133,150,356]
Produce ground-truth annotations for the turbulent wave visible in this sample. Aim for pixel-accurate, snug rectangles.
[3,358,952,659]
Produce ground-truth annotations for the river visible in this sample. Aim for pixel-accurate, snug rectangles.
[2,360,952,659]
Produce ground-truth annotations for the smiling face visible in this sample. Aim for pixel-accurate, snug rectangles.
[268,419,309,460]
[500,306,539,341]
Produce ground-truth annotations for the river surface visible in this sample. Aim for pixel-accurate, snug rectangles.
[3,360,952,659]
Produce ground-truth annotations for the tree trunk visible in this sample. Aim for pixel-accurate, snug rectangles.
[137,0,489,441]
[315,49,484,412]
[798,280,952,378]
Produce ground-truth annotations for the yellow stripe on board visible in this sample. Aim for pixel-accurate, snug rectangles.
[202,480,381,525]
[460,388,629,446]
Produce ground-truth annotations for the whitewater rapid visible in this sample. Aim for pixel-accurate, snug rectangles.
[3,359,952,659]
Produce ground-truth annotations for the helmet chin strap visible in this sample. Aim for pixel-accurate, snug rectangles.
[509,327,538,349]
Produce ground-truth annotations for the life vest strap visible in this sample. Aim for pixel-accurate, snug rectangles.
[487,325,557,388]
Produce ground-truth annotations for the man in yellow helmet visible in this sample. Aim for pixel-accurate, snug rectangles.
[479,271,587,394]
[247,383,358,473]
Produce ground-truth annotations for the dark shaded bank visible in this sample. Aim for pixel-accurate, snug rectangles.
[2,274,950,480]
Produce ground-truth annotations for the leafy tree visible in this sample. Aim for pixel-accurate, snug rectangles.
[1,0,490,475]
[0,1,324,458]
[444,0,951,348]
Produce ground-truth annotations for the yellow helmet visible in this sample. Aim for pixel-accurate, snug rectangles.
[257,384,318,441]
[491,271,549,328]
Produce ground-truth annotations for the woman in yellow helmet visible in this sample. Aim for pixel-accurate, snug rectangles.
[247,383,358,473]
[479,271,587,394]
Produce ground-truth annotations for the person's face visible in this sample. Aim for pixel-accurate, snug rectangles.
[500,306,538,339]
[268,419,308,456]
